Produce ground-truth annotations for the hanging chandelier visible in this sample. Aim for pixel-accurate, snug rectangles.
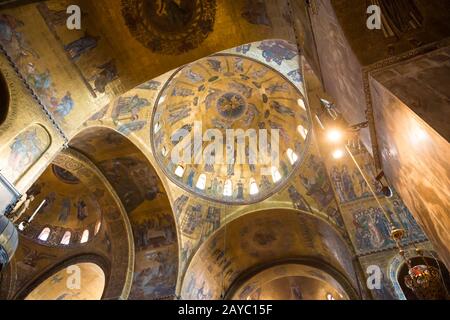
[391,229,448,300]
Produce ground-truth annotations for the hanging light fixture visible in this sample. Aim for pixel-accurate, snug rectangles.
[391,231,449,300]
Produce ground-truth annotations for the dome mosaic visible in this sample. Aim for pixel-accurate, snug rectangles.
[21,164,102,247]
[152,54,311,204]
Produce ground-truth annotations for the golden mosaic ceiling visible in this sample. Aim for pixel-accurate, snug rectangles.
[238,276,344,300]
[25,262,106,300]
[152,54,310,204]
[231,264,348,300]
[20,162,102,247]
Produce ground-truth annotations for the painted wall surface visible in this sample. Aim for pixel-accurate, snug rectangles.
[372,46,450,141]
[0,124,50,184]
[0,5,101,134]
[308,0,370,148]
[332,0,450,66]
[370,78,450,268]
[290,0,321,81]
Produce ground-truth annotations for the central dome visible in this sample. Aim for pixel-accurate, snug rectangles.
[151,54,311,204]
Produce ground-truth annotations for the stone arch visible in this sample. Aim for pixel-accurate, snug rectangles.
[14,254,108,300]
[180,208,360,300]
[69,126,180,300]
[0,148,134,300]
[226,260,355,300]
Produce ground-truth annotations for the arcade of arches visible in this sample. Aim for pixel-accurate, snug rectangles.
[0,0,449,300]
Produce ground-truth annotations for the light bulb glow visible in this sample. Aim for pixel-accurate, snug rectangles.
[326,129,343,143]
[332,149,345,159]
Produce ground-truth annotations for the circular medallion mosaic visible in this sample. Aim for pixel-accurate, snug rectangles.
[121,0,217,55]
[216,92,247,120]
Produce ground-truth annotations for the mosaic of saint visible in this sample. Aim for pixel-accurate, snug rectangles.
[0,14,75,122]
[0,126,50,183]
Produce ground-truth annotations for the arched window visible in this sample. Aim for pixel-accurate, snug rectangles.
[286,148,298,165]
[196,174,207,190]
[297,98,306,111]
[297,125,308,140]
[161,146,168,157]
[60,231,71,245]
[94,221,102,235]
[249,179,259,195]
[154,121,162,133]
[223,179,233,197]
[174,165,185,178]
[80,230,90,244]
[38,227,51,242]
[271,166,282,183]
